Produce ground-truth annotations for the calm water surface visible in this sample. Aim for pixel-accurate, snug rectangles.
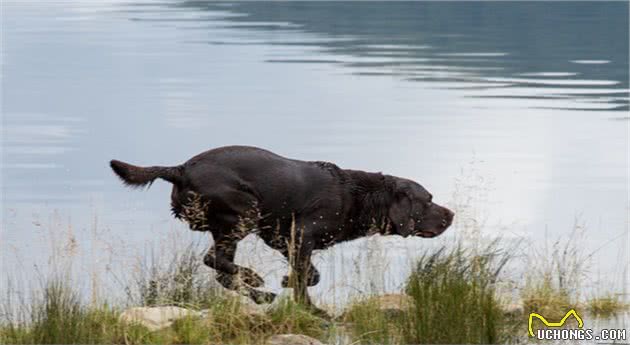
[2,1,628,311]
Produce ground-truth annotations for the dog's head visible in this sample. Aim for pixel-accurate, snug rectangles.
[388,177,454,238]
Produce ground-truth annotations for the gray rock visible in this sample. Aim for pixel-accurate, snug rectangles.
[223,290,270,316]
[502,303,524,315]
[356,294,412,319]
[118,306,201,331]
[265,334,325,345]
[340,293,414,322]
[373,294,412,309]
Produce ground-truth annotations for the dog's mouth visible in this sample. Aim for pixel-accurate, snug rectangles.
[416,230,441,238]
[415,211,453,238]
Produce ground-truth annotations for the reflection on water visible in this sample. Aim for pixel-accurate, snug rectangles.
[173,1,628,111]
[1,1,628,311]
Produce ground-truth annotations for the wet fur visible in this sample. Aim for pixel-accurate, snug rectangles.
[110,145,454,309]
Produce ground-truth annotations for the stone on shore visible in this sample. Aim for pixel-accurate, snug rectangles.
[118,306,201,331]
[265,334,325,345]
[367,293,413,318]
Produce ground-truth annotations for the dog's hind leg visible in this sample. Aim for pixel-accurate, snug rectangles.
[204,235,276,304]
[204,235,263,287]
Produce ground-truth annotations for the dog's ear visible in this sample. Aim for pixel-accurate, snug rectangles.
[388,193,415,237]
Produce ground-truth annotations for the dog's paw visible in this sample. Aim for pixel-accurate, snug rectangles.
[250,289,277,304]
[237,267,264,288]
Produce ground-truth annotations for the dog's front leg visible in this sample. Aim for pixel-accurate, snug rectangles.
[288,241,330,319]
[286,235,318,305]
[291,247,315,306]
[282,258,320,287]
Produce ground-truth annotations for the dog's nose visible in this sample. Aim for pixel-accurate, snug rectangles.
[441,209,454,228]
[446,209,454,221]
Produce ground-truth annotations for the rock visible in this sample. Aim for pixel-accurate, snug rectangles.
[222,290,269,317]
[495,288,524,316]
[370,293,413,318]
[265,334,325,345]
[341,293,413,321]
[373,293,412,309]
[119,306,201,331]
[502,303,524,315]
[317,303,343,319]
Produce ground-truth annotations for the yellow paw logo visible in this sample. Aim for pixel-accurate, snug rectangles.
[528,309,583,337]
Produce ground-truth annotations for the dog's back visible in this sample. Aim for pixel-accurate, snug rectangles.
[111,145,347,230]
[180,146,347,225]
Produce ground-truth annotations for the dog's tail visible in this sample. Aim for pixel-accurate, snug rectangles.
[110,160,183,188]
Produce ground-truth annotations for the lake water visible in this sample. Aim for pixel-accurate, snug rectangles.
[2,0,628,313]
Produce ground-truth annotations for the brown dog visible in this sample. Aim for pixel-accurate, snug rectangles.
[111,146,454,310]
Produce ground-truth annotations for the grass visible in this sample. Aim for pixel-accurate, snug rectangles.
[0,278,148,344]
[0,281,332,345]
[3,219,627,345]
[520,222,589,320]
[586,294,628,317]
[0,257,332,345]
[2,241,627,345]
[403,244,508,344]
[2,241,515,345]
[1,196,626,345]
[166,294,329,344]
[521,275,574,320]
[342,296,406,344]
[266,297,329,339]
[342,242,512,344]
[130,243,220,309]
